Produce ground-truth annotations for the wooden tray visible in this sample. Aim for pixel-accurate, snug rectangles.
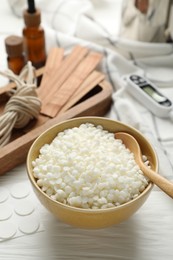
[0,67,112,175]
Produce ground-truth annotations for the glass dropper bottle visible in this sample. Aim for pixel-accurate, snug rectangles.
[5,35,25,75]
[23,0,46,69]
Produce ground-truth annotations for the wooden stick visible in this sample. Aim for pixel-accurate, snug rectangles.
[40,45,89,107]
[59,70,105,113]
[37,47,64,100]
[41,52,103,117]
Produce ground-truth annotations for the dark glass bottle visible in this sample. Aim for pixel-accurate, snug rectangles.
[5,35,25,75]
[23,8,46,69]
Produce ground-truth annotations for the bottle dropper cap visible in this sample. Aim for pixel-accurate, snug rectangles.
[23,0,41,27]
[5,36,24,58]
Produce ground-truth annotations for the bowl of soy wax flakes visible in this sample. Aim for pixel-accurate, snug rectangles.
[27,117,158,229]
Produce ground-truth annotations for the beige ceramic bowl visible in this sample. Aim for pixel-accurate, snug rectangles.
[27,117,158,229]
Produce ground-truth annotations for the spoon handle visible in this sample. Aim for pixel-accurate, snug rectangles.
[141,164,173,199]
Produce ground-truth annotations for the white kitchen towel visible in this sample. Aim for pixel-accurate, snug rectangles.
[7,0,173,180]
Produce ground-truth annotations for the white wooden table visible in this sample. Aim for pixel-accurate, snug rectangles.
[1,166,173,260]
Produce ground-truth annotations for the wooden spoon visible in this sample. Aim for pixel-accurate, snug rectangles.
[115,132,173,199]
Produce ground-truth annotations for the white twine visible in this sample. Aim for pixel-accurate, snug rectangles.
[0,62,41,147]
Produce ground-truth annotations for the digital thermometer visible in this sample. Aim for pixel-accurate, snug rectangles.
[124,74,173,118]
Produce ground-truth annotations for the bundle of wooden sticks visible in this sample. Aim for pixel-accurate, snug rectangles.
[38,45,105,117]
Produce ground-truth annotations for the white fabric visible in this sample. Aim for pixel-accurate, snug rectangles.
[1,0,173,259]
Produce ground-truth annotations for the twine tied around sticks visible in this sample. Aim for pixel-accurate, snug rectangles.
[0,62,41,147]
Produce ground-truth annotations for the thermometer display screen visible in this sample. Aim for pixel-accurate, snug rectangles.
[142,85,168,103]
